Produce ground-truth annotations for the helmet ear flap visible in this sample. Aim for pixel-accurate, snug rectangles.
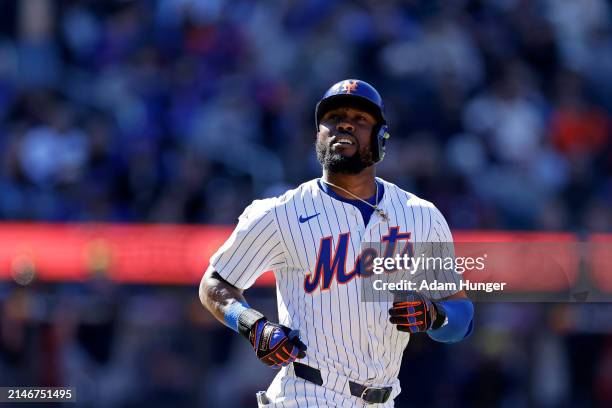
[372,124,390,163]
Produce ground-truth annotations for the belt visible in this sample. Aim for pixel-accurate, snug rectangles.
[293,362,392,404]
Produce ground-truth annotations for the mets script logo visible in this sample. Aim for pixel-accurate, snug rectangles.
[304,227,412,293]
[333,80,359,94]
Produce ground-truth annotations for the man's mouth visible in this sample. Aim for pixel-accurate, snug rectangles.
[331,135,356,147]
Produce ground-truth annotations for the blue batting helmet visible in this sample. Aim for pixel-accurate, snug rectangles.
[315,79,390,163]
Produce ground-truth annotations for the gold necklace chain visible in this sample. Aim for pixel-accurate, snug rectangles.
[321,179,389,221]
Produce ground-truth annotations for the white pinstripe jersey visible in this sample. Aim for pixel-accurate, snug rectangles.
[210,177,459,389]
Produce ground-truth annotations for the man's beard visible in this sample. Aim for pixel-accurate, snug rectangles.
[316,137,375,174]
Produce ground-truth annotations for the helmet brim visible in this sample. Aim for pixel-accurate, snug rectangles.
[315,94,386,127]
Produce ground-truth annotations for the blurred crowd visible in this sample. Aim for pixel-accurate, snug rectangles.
[0,0,610,230]
[2,280,612,408]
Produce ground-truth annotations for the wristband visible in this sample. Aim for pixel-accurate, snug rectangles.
[237,308,266,340]
[431,302,447,330]
[223,301,250,333]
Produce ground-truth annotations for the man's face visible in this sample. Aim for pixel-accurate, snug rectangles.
[316,106,378,174]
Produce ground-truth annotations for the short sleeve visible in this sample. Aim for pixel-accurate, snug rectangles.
[210,199,286,289]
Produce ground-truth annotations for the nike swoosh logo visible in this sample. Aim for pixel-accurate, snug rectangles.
[299,213,320,223]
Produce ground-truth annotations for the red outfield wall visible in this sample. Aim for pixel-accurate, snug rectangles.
[0,223,608,289]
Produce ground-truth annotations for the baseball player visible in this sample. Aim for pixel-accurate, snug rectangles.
[199,79,474,407]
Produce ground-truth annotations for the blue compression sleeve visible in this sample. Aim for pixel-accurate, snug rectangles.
[427,299,474,344]
[223,301,250,333]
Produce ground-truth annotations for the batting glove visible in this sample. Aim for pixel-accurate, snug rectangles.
[389,291,441,333]
[237,309,307,368]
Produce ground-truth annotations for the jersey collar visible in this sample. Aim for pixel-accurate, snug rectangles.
[316,177,389,225]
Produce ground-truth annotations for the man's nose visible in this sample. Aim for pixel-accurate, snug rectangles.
[337,119,355,133]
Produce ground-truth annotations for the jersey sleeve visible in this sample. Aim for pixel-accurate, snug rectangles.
[419,204,462,300]
[209,199,287,290]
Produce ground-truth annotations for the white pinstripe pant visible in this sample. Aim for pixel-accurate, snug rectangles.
[257,366,398,408]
